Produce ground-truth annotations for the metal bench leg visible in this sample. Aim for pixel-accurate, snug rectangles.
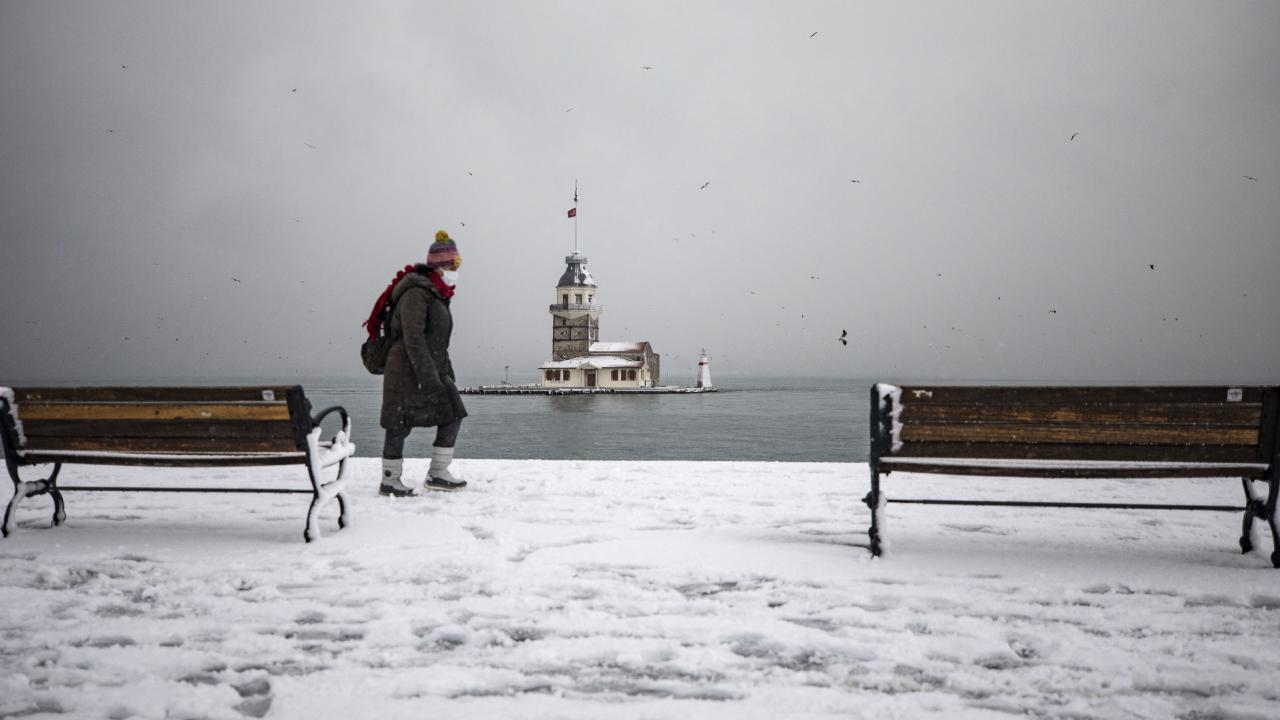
[3,463,63,537]
[865,467,883,557]
[1264,477,1280,569]
[1240,478,1261,554]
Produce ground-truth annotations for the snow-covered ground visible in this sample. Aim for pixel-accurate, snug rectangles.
[2,459,1278,719]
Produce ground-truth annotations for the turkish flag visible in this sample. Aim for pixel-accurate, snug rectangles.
[567,207,577,218]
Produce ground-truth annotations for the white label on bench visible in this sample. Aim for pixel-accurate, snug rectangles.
[1226,388,1243,402]
[912,389,933,399]
[262,390,276,401]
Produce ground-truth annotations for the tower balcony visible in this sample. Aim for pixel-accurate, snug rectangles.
[549,303,603,312]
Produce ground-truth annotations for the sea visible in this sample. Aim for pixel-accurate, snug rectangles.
[303,375,874,463]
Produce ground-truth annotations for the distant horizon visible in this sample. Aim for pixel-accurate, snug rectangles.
[3,370,1276,388]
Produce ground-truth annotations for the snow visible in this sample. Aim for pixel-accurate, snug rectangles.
[539,355,642,370]
[589,342,645,354]
[2,459,1279,719]
[1,386,27,447]
[875,383,903,452]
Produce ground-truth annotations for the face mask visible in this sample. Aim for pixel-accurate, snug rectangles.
[441,270,459,285]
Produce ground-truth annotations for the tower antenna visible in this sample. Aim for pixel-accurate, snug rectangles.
[573,180,579,253]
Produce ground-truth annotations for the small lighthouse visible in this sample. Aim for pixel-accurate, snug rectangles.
[695,350,713,389]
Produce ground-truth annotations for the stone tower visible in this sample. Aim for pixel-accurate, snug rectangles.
[549,251,602,361]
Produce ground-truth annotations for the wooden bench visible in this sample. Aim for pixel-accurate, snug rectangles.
[866,384,1280,566]
[0,385,354,542]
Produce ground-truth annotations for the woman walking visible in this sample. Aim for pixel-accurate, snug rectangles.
[377,230,468,496]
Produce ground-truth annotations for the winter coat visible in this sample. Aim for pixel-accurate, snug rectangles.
[380,267,468,431]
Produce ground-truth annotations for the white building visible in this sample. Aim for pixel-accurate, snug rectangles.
[540,253,660,388]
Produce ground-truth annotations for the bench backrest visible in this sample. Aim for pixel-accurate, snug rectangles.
[1,386,313,467]
[873,384,1279,466]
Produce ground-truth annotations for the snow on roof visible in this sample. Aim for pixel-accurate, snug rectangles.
[556,252,597,288]
[539,355,643,370]
[589,341,648,354]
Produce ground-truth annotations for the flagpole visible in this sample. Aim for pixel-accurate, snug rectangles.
[573,180,579,253]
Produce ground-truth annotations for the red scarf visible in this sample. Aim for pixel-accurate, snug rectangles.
[428,270,456,300]
[362,265,456,340]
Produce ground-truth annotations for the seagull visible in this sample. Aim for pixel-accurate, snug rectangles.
[303,142,317,150]
[232,277,242,284]
[809,31,818,38]
[565,108,573,112]
[642,66,653,70]
[837,329,848,346]
[700,181,710,189]
[121,65,128,69]
[1049,309,1057,315]
[1070,132,1079,141]
[849,179,861,183]
[291,88,297,93]
[1148,264,1155,270]
[1244,175,1258,181]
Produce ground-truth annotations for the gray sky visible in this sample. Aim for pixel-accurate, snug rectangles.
[2,1,1277,385]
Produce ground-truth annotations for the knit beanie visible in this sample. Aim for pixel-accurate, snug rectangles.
[426,230,461,269]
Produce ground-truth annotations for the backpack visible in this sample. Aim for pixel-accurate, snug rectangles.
[359,316,398,375]
[360,265,414,375]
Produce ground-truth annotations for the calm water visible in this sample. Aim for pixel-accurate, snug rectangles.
[304,376,873,463]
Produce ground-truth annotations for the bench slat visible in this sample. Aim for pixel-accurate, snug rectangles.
[896,385,1269,405]
[21,419,296,440]
[900,403,1262,427]
[891,441,1263,463]
[878,459,1270,479]
[19,452,305,467]
[20,436,300,454]
[17,403,292,422]
[900,422,1259,446]
[13,386,297,403]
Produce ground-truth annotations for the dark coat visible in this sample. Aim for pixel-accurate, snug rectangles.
[380,267,468,431]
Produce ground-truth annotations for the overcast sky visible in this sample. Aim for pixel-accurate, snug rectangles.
[1,1,1277,385]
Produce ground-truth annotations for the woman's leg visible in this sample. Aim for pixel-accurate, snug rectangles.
[383,426,410,459]
[427,418,465,490]
[379,427,415,496]
[432,418,462,448]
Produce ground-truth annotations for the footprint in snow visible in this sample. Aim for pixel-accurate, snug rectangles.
[941,523,1010,535]
[1249,594,1280,610]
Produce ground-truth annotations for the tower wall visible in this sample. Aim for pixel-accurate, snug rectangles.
[551,314,599,361]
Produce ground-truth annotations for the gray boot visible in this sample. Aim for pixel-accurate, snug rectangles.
[425,447,466,491]
[379,458,417,497]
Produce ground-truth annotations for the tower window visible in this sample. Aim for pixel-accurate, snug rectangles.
[575,293,583,304]
[587,294,593,303]
[562,294,568,304]
[545,370,554,382]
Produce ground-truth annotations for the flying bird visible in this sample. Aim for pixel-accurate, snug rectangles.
[232,277,242,284]
[303,142,317,150]
[1070,132,1079,141]
[1148,264,1155,270]
[809,32,818,38]
[1048,309,1057,315]
[1244,175,1258,181]
[642,66,654,70]
[121,65,128,69]
[849,179,861,183]
[837,329,848,346]
[700,181,710,189]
